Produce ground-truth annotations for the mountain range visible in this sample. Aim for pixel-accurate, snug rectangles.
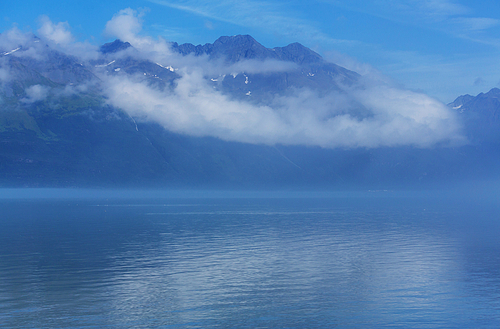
[0,34,499,189]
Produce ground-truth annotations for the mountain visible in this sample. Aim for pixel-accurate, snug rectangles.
[0,35,499,188]
[449,88,500,143]
[172,35,359,102]
[171,34,335,66]
[96,36,359,103]
[100,39,132,54]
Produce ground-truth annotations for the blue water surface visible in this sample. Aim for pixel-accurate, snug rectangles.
[0,190,499,328]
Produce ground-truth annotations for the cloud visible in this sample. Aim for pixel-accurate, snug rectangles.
[0,18,99,63]
[37,15,74,45]
[102,8,299,75]
[452,17,500,32]
[0,27,35,52]
[474,77,485,86]
[331,0,468,22]
[0,67,9,82]
[0,27,51,63]
[101,68,463,148]
[188,58,299,78]
[324,50,382,77]
[410,0,468,18]
[21,84,50,103]
[327,0,500,46]
[95,8,464,149]
[0,17,98,63]
[104,8,171,59]
[54,83,90,97]
[0,57,11,84]
[104,8,144,43]
[204,21,215,30]
[146,0,354,47]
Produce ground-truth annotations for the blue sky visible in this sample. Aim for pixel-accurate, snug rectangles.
[2,0,500,102]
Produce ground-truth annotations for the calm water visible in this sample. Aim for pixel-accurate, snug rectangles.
[0,190,499,328]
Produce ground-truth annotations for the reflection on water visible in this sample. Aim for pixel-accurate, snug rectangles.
[0,193,499,328]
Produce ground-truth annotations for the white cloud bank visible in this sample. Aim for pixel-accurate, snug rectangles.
[103,71,462,148]
[100,9,463,148]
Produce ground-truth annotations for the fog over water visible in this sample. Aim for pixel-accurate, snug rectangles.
[0,190,499,327]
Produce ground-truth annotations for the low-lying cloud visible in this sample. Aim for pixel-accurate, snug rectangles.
[1,8,465,148]
[103,71,462,148]
[21,84,50,103]
[0,64,10,83]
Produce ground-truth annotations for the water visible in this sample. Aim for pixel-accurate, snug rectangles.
[0,191,499,328]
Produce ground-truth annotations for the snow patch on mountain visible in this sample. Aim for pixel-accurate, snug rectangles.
[156,63,175,72]
[3,47,20,56]
[95,60,116,67]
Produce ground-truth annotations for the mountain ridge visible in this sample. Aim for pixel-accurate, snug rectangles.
[170,35,324,65]
[0,34,498,188]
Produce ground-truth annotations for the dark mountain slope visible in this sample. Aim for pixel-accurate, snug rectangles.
[449,88,500,143]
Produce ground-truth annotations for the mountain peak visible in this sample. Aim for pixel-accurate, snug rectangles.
[273,42,323,65]
[210,35,272,62]
[484,87,500,98]
[213,35,259,46]
[170,35,326,65]
[100,39,132,54]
